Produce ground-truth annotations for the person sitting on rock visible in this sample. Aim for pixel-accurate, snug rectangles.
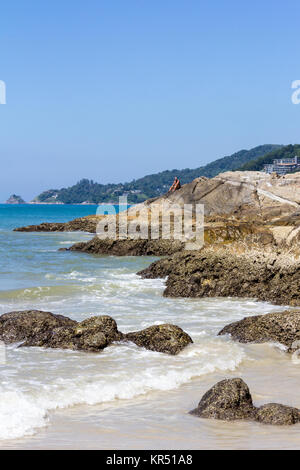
[168,177,181,192]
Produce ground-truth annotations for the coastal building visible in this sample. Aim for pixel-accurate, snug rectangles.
[263,156,300,175]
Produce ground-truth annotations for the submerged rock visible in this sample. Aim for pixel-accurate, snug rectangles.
[189,378,255,421]
[218,310,300,348]
[125,324,193,355]
[190,378,300,425]
[0,310,76,344]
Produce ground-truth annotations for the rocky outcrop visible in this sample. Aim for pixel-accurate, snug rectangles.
[14,171,300,236]
[66,238,185,257]
[6,194,25,204]
[124,324,193,355]
[190,378,300,425]
[0,310,192,355]
[137,170,300,222]
[13,170,300,260]
[0,310,76,344]
[218,310,300,349]
[63,218,277,256]
[14,215,103,233]
[138,247,300,306]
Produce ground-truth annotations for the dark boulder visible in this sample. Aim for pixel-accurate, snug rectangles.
[189,378,255,421]
[0,310,76,344]
[125,324,192,355]
[255,403,300,425]
[218,310,300,348]
[190,378,300,425]
[21,315,123,352]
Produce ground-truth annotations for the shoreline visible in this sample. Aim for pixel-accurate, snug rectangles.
[1,340,300,450]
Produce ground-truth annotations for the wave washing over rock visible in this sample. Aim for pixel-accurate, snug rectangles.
[0,324,246,440]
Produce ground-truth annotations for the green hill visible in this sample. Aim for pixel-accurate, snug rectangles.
[33,144,281,204]
[238,144,300,172]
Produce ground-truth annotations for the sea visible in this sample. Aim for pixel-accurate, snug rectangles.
[0,203,299,449]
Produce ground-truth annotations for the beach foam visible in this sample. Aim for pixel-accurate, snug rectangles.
[0,338,245,440]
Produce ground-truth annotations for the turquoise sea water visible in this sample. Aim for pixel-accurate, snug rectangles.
[0,204,129,292]
[0,203,127,231]
[0,204,298,449]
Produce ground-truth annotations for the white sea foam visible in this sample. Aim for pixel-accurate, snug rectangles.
[0,390,47,440]
[0,339,245,440]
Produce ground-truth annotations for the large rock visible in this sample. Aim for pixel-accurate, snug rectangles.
[21,315,123,352]
[190,378,300,425]
[0,310,76,344]
[138,248,300,306]
[218,310,300,348]
[0,311,192,355]
[189,378,255,421]
[124,324,193,355]
[0,311,123,352]
[159,171,300,219]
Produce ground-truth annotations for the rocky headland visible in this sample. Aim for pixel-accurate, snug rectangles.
[14,171,300,239]
[13,171,300,305]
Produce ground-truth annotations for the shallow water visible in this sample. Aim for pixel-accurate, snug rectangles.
[0,204,299,449]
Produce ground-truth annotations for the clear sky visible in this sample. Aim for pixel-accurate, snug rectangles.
[0,0,300,201]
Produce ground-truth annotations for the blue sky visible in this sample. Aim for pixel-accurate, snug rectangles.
[0,0,300,201]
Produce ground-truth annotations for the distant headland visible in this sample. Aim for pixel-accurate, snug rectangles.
[7,144,300,205]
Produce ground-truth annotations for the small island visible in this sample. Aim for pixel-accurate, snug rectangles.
[5,194,26,204]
